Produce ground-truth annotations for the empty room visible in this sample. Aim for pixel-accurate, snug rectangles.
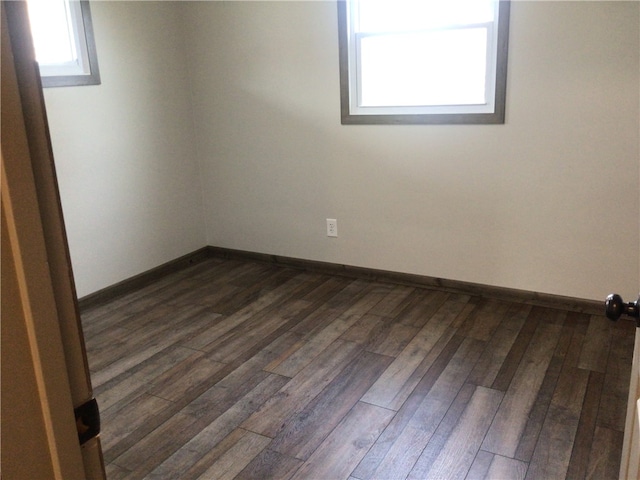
[3,0,640,479]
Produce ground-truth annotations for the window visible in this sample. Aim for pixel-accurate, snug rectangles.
[26,0,100,88]
[338,0,510,124]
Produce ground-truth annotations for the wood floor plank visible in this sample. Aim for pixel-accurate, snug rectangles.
[486,455,528,480]
[181,332,298,423]
[462,299,513,342]
[88,303,216,372]
[78,256,634,480]
[171,427,248,480]
[181,333,298,424]
[490,306,543,392]
[597,319,635,431]
[464,450,495,480]
[163,262,277,309]
[380,327,461,413]
[578,314,612,373]
[339,312,387,345]
[290,402,395,480]
[323,278,372,310]
[585,426,624,480]
[225,262,280,287]
[93,344,195,411]
[513,318,577,462]
[182,330,303,417]
[395,290,451,328]
[361,295,471,409]
[205,299,312,363]
[366,322,421,358]
[166,281,240,311]
[450,295,482,329]
[371,337,486,480]
[553,364,590,410]
[84,322,137,361]
[192,429,271,480]
[234,449,303,480]
[109,405,208,472]
[513,354,564,462]
[381,287,426,319]
[369,284,416,318]
[262,337,307,373]
[481,321,563,458]
[100,393,174,455]
[340,307,428,360]
[211,267,300,315]
[168,259,254,289]
[410,386,503,480]
[180,365,270,420]
[404,337,486,431]
[108,353,268,469]
[403,382,476,477]
[242,339,361,437]
[266,287,389,377]
[123,373,289,479]
[287,303,344,338]
[104,462,130,480]
[80,265,203,331]
[180,273,310,352]
[467,303,530,388]
[147,351,226,402]
[370,425,431,479]
[269,350,393,460]
[109,409,199,471]
[524,367,589,479]
[90,308,220,388]
[566,370,605,479]
[351,333,464,479]
[296,275,349,302]
[562,311,590,360]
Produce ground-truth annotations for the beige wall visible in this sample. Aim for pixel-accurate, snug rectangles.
[45,1,639,302]
[185,0,639,301]
[43,1,206,297]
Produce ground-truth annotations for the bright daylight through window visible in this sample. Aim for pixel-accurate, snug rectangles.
[338,0,510,124]
[26,0,100,87]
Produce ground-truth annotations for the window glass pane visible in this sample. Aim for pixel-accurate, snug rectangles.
[26,0,77,65]
[358,0,495,32]
[359,28,488,107]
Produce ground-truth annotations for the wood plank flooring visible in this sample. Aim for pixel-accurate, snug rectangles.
[80,257,636,480]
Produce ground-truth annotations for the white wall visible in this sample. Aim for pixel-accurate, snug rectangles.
[43,2,206,297]
[184,1,639,301]
[45,1,639,302]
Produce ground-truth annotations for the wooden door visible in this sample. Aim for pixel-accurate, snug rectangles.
[620,329,640,479]
[1,2,105,478]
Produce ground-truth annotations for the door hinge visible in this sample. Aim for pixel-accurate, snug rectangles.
[74,398,100,445]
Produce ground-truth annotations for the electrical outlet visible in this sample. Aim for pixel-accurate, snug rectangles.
[327,218,338,237]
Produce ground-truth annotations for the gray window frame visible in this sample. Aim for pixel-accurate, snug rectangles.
[337,0,511,125]
[36,0,101,88]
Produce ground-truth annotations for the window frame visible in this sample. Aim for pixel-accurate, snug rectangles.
[337,0,511,125]
[29,0,101,88]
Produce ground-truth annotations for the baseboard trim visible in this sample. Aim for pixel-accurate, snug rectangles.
[78,245,605,316]
[77,247,210,310]
[206,246,605,315]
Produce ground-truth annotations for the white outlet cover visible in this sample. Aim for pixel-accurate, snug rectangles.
[327,218,337,237]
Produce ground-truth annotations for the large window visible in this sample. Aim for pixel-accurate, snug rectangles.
[338,0,510,124]
[26,0,100,88]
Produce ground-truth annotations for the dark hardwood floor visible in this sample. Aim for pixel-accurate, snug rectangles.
[80,256,636,480]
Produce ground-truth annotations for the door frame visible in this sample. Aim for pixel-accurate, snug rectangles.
[620,327,640,478]
[1,2,105,477]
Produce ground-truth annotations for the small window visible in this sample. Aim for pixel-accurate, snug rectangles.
[338,0,510,124]
[26,0,100,88]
